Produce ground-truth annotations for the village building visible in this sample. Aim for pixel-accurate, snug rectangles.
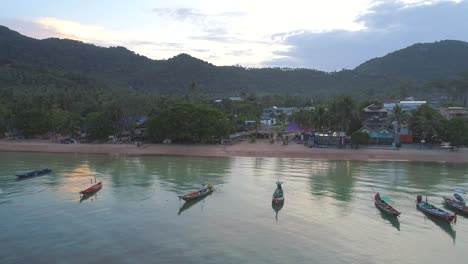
[438,107,468,120]
[358,104,394,145]
[400,101,427,111]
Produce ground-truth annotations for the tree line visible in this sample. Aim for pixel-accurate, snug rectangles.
[1,63,468,146]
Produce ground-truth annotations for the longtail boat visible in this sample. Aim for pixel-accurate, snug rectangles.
[450,189,466,204]
[272,180,284,204]
[444,197,468,215]
[80,182,103,195]
[417,195,457,223]
[178,184,214,202]
[16,168,52,179]
[374,193,400,217]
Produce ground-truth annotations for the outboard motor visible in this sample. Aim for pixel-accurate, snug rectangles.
[417,195,423,203]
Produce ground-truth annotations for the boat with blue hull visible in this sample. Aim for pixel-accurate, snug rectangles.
[272,180,284,205]
[444,197,468,215]
[417,195,457,223]
[16,168,52,179]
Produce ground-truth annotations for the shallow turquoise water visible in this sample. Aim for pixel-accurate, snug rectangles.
[1,152,468,263]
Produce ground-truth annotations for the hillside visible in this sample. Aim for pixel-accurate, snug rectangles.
[2,26,468,97]
[355,40,468,81]
[0,25,403,97]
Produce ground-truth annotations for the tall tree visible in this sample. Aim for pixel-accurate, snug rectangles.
[86,112,115,140]
[390,104,410,144]
[409,105,447,142]
[328,95,357,134]
[446,118,468,148]
[312,104,329,132]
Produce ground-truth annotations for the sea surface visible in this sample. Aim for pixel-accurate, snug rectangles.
[1,152,468,264]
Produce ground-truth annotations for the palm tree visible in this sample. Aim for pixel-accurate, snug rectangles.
[328,95,357,133]
[390,104,409,144]
[409,105,446,143]
[312,104,328,133]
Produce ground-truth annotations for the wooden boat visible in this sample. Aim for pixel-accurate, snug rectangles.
[272,180,284,204]
[417,195,457,223]
[450,189,466,204]
[444,197,468,215]
[178,191,212,215]
[16,168,52,179]
[178,184,214,202]
[80,182,103,195]
[272,199,284,222]
[374,193,400,217]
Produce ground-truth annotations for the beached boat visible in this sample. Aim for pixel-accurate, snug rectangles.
[374,193,400,217]
[417,195,457,223]
[16,168,52,179]
[272,180,284,204]
[178,184,214,202]
[444,197,468,215]
[80,182,103,195]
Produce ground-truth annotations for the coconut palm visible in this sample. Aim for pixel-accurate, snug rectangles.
[328,95,357,133]
[312,104,329,133]
[390,104,409,144]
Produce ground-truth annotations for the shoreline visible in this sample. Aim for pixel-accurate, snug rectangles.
[1,140,468,163]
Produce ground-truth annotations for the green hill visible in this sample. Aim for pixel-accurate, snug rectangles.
[0,25,401,97]
[355,40,468,81]
[2,25,468,97]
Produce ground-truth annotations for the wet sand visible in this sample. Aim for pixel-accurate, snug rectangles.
[1,140,467,163]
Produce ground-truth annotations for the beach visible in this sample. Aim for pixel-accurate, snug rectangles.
[1,139,467,163]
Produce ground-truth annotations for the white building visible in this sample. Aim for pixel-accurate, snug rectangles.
[400,101,426,111]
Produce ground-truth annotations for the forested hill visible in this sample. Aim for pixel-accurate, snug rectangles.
[0,25,399,96]
[355,40,468,81]
[2,25,468,97]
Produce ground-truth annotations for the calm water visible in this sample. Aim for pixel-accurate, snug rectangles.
[1,152,468,264]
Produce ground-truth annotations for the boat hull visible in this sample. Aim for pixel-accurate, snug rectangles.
[272,197,284,204]
[444,198,468,215]
[417,202,456,223]
[179,187,213,201]
[16,168,52,179]
[272,187,284,204]
[375,199,400,217]
[80,182,103,194]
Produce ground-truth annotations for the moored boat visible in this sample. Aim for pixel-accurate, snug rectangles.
[16,168,52,179]
[450,188,466,204]
[444,197,468,215]
[374,192,400,217]
[178,184,214,202]
[417,195,457,223]
[272,180,284,204]
[80,181,103,195]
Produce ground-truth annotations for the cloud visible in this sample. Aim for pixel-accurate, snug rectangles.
[263,0,468,71]
[152,8,205,22]
[152,8,245,21]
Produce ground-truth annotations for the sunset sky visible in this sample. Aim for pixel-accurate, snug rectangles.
[1,0,466,70]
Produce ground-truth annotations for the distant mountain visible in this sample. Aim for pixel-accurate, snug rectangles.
[2,25,468,97]
[355,40,468,81]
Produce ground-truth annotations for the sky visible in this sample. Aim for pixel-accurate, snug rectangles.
[0,0,467,71]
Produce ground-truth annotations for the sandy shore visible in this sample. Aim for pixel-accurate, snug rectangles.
[1,140,468,163]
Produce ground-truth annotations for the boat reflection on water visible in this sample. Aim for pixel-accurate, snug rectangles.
[79,190,100,203]
[375,204,400,231]
[272,201,284,222]
[422,213,456,244]
[177,192,212,215]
